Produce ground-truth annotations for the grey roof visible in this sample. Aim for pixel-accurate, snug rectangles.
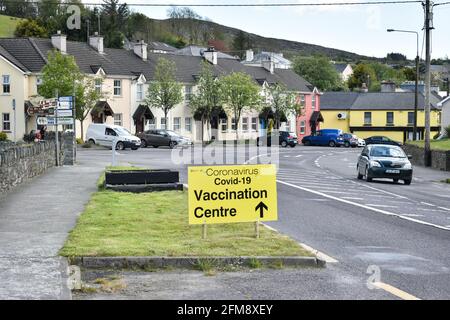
[334,63,350,73]
[175,45,236,60]
[0,37,313,92]
[430,64,450,74]
[321,91,441,111]
[148,41,177,52]
[249,52,292,66]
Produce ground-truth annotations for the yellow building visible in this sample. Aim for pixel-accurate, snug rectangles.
[321,92,442,143]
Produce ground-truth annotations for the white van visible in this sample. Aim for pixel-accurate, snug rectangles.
[86,124,141,150]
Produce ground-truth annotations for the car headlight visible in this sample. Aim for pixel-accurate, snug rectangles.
[403,163,412,169]
[370,160,381,168]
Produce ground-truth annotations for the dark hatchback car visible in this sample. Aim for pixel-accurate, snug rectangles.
[365,136,402,147]
[138,129,191,149]
[257,131,298,148]
[357,144,413,185]
[341,133,359,148]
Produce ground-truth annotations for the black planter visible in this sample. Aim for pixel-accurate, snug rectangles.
[105,170,180,186]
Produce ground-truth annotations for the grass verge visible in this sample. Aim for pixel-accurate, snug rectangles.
[407,139,450,151]
[60,189,310,258]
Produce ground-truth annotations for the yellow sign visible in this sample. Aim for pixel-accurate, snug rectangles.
[188,164,278,225]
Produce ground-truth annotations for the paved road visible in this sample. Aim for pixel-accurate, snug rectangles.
[79,145,450,300]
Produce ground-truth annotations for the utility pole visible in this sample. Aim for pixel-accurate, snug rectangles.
[423,0,433,167]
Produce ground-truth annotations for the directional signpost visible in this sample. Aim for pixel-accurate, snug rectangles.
[188,164,278,238]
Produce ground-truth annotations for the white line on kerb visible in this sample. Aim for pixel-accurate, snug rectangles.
[277,180,450,232]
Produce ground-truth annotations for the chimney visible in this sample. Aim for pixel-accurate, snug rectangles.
[89,32,104,54]
[203,47,218,65]
[51,31,67,54]
[245,49,254,62]
[361,83,369,93]
[381,81,396,93]
[262,57,275,74]
[134,40,148,61]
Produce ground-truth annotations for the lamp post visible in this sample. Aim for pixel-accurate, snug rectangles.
[387,29,419,141]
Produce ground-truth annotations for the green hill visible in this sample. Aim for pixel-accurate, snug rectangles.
[0,15,24,37]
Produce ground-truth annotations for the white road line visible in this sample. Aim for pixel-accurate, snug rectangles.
[277,180,450,232]
[438,207,450,212]
[295,155,304,158]
[341,197,364,200]
[372,282,420,300]
[402,214,425,218]
[365,204,398,209]
[421,202,436,207]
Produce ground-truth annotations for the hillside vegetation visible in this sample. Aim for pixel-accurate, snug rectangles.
[0,15,24,37]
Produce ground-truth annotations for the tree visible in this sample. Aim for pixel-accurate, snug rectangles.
[146,58,183,131]
[101,0,129,48]
[264,83,300,130]
[190,62,222,143]
[14,19,47,38]
[347,63,378,91]
[293,56,344,91]
[232,31,252,59]
[220,72,261,140]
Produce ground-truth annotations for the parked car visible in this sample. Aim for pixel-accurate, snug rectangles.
[357,137,366,147]
[341,133,359,148]
[364,136,402,147]
[138,129,192,149]
[86,124,141,150]
[257,131,298,148]
[302,129,344,147]
[357,144,413,185]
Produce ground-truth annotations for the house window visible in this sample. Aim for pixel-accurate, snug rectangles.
[95,79,102,94]
[311,95,316,110]
[114,113,123,126]
[251,117,258,131]
[160,118,166,129]
[114,80,122,96]
[148,118,156,130]
[2,113,11,131]
[173,117,181,131]
[2,75,10,94]
[36,76,43,92]
[137,84,144,101]
[300,120,306,135]
[300,95,305,106]
[185,86,192,102]
[386,112,394,126]
[408,112,415,126]
[185,117,192,132]
[220,118,228,132]
[231,118,237,131]
[242,118,249,132]
[364,112,372,125]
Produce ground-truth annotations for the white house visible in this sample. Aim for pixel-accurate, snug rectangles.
[438,95,450,136]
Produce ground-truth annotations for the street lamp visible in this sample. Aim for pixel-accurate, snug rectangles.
[387,29,420,141]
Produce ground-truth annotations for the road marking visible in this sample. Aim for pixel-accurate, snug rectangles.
[277,180,450,232]
[341,197,364,200]
[402,214,425,217]
[438,207,450,212]
[306,199,331,202]
[365,204,398,209]
[372,282,420,300]
[421,202,436,207]
[299,243,339,264]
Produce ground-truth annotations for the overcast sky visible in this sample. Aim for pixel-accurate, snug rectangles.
[83,0,450,59]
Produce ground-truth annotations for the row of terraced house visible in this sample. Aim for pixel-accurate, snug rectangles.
[0,32,323,143]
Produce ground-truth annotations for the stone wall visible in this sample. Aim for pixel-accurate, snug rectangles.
[403,144,450,171]
[0,141,56,193]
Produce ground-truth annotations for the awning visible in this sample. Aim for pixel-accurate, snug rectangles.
[91,101,114,117]
[24,101,34,117]
[310,111,324,125]
[133,105,154,123]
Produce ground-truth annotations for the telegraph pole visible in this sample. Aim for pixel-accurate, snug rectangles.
[423,0,433,167]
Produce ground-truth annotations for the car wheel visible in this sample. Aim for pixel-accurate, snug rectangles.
[344,141,350,148]
[304,140,311,146]
[141,139,147,148]
[289,144,296,148]
[281,141,288,148]
[365,167,372,182]
[131,147,138,151]
[357,166,363,180]
[393,179,399,183]
[152,145,159,148]
[329,141,336,147]
[88,139,95,145]
[404,179,412,185]
[169,141,177,149]
[116,141,125,151]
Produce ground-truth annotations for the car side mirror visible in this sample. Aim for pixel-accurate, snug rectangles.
[407,155,413,160]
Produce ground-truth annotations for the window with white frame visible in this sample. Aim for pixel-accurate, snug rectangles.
[2,75,10,94]
[36,76,43,92]
[185,117,192,132]
[220,118,228,132]
[148,118,156,130]
[299,120,306,135]
[242,117,249,132]
[2,113,11,131]
[311,95,316,110]
[161,118,167,129]
[114,113,123,126]
[251,117,258,131]
[300,94,305,106]
[113,80,122,96]
[137,83,144,101]
[231,118,237,131]
[185,86,192,102]
[95,79,102,94]
[173,117,181,131]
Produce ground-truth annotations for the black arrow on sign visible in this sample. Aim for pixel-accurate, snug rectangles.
[255,201,268,219]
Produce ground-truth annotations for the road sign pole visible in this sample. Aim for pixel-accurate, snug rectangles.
[202,222,207,240]
[55,91,60,167]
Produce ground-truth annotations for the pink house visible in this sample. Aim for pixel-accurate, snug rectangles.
[296,89,323,140]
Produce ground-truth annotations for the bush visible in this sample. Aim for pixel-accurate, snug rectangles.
[23,132,35,143]
[76,138,84,145]
[0,132,8,141]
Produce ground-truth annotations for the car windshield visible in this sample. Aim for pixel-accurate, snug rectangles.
[114,127,131,135]
[370,146,406,158]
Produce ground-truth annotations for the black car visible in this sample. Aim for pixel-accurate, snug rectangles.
[357,144,413,185]
[364,136,402,146]
[257,131,298,148]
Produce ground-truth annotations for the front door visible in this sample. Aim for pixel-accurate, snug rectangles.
[136,117,145,134]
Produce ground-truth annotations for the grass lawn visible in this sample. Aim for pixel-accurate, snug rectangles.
[0,15,24,37]
[60,190,310,257]
[407,139,450,151]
